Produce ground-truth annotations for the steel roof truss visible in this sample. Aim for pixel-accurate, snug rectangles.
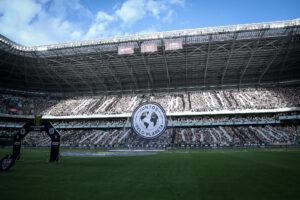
[138,43,154,89]
[221,32,239,86]
[51,51,94,93]
[161,40,171,88]
[185,37,188,89]
[203,35,212,86]
[121,57,138,90]
[210,43,229,54]
[187,45,207,56]
[68,49,108,92]
[279,28,296,82]
[35,54,64,92]
[40,56,79,92]
[233,41,253,52]
[97,51,123,90]
[239,30,266,86]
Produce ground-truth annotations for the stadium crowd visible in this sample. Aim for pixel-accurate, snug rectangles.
[169,114,279,124]
[50,114,280,127]
[173,125,299,146]
[0,113,291,127]
[1,125,298,147]
[0,87,299,116]
[1,87,299,148]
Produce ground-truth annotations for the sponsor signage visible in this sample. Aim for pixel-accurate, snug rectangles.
[0,155,15,171]
[118,45,134,55]
[141,43,157,53]
[30,125,45,131]
[165,40,183,50]
[131,102,167,139]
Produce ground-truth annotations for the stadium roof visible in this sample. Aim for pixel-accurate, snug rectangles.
[0,19,300,95]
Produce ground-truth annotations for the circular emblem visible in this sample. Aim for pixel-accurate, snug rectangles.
[48,128,55,135]
[20,128,26,135]
[131,102,167,139]
[0,155,15,171]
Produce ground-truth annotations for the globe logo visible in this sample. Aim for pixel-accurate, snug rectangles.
[48,128,55,135]
[132,102,167,139]
[140,111,158,130]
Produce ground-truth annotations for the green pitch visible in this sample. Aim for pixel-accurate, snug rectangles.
[1,148,300,200]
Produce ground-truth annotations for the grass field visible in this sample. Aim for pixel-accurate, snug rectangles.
[1,148,300,200]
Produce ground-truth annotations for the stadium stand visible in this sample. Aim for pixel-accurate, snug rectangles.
[0,19,300,149]
[1,125,298,148]
[0,87,299,116]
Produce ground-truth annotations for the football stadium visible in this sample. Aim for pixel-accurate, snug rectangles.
[1,16,300,199]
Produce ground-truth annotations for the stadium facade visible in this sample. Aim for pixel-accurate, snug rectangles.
[0,19,300,95]
[0,19,299,149]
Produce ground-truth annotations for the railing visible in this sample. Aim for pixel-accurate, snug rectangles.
[3,144,298,150]
[279,115,300,120]
[0,120,282,129]
[0,114,298,129]
[1,107,299,119]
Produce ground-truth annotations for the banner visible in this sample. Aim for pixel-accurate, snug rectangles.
[118,45,134,55]
[165,40,182,51]
[141,43,157,53]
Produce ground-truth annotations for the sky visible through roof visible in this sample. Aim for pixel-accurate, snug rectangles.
[0,0,299,46]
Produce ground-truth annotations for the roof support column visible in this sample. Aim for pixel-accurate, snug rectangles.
[239,29,266,86]
[88,52,123,91]
[121,57,138,90]
[23,54,27,88]
[35,54,64,93]
[221,32,238,86]
[28,53,46,91]
[137,41,154,89]
[161,40,171,89]
[48,57,94,93]
[68,48,108,92]
[278,27,296,83]
[258,38,287,84]
[40,56,79,92]
[203,35,212,87]
[185,36,188,90]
